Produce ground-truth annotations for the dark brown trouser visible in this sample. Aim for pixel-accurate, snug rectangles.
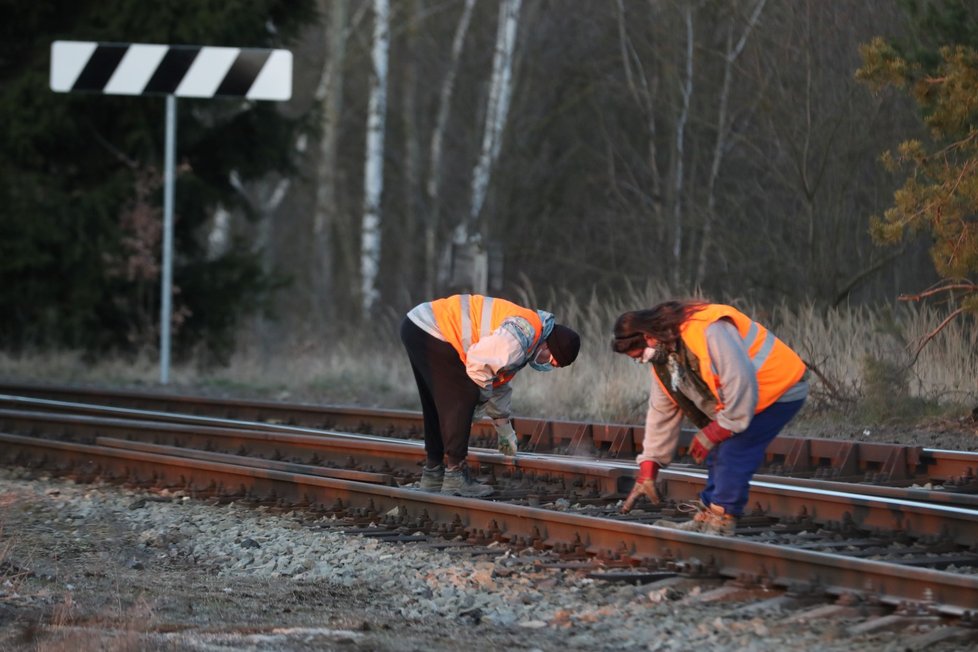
[399,316,480,467]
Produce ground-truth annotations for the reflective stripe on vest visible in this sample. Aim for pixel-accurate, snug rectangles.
[457,293,496,353]
[682,304,806,413]
[430,294,542,364]
[719,319,775,376]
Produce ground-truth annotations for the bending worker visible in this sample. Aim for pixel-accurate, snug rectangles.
[612,300,808,535]
[400,294,581,497]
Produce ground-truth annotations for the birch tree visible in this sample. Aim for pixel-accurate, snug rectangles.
[460,0,522,251]
[360,0,390,316]
[425,0,476,297]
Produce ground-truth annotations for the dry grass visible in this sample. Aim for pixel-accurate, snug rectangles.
[1,289,975,426]
[0,485,162,651]
[777,301,978,416]
[0,527,23,591]
[1,520,39,599]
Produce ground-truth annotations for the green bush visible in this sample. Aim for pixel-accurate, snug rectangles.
[857,355,931,423]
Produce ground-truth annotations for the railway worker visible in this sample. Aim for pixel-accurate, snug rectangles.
[612,299,808,535]
[400,294,581,497]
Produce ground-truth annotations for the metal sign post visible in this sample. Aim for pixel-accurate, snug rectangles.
[161,94,176,383]
[50,40,292,383]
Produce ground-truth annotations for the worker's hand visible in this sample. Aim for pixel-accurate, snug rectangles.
[494,418,518,456]
[621,461,661,513]
[689,421,733,464]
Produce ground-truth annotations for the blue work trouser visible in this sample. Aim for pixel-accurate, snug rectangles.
[699,398,806,516]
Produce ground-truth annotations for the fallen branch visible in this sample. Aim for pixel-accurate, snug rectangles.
[801,359,850,406]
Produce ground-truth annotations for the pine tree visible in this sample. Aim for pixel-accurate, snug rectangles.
[857,0,978,351]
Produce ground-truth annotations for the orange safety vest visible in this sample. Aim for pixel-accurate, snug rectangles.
[430,294,543,386]
[659,304,806,414]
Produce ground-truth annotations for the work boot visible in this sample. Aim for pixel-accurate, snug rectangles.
[419,464,444,492]
[656,502,736,536]
[441,463,494,497]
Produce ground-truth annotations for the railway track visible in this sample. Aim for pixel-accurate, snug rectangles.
[1,383,978,632]
[3,381,976,487]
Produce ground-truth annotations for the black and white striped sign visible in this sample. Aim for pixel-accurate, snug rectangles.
[50,41,292,100]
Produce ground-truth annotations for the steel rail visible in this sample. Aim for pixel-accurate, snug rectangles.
[0,395,972,505]
[4,385,970,484]
[3,406,978,545]
[2,430,977,615]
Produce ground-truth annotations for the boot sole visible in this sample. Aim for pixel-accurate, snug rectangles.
[653,520,733,536]
[440,488,494,497]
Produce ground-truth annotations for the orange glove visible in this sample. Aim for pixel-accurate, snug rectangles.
[621,461,660,513]
[689,421,733,464]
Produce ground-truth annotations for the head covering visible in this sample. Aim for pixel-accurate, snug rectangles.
[546,324,581,367]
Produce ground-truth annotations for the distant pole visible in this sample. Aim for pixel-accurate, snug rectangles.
[160,94,176,384]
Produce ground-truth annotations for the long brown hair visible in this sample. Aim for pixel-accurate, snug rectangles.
[611,299,708,354]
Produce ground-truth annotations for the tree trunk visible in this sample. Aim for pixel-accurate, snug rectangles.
[424,0,476,297]
[360,0,390,317]
[694,0,766,287]
[616,0,664,269]
[464,0,522,246]
[313,0,349,321]
[399,0,423,303]
[672,4,693,288]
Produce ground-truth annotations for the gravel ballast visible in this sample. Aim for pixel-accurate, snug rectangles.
[1,467,976,651]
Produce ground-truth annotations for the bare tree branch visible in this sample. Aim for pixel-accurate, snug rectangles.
[898,280,978,302]
[831,246,907,307]
[907,306,967,364]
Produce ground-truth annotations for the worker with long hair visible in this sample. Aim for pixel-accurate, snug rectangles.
[612,300,808,535]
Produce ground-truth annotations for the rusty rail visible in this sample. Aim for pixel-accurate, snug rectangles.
[4,385,975,488]
[4,428,978,614]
